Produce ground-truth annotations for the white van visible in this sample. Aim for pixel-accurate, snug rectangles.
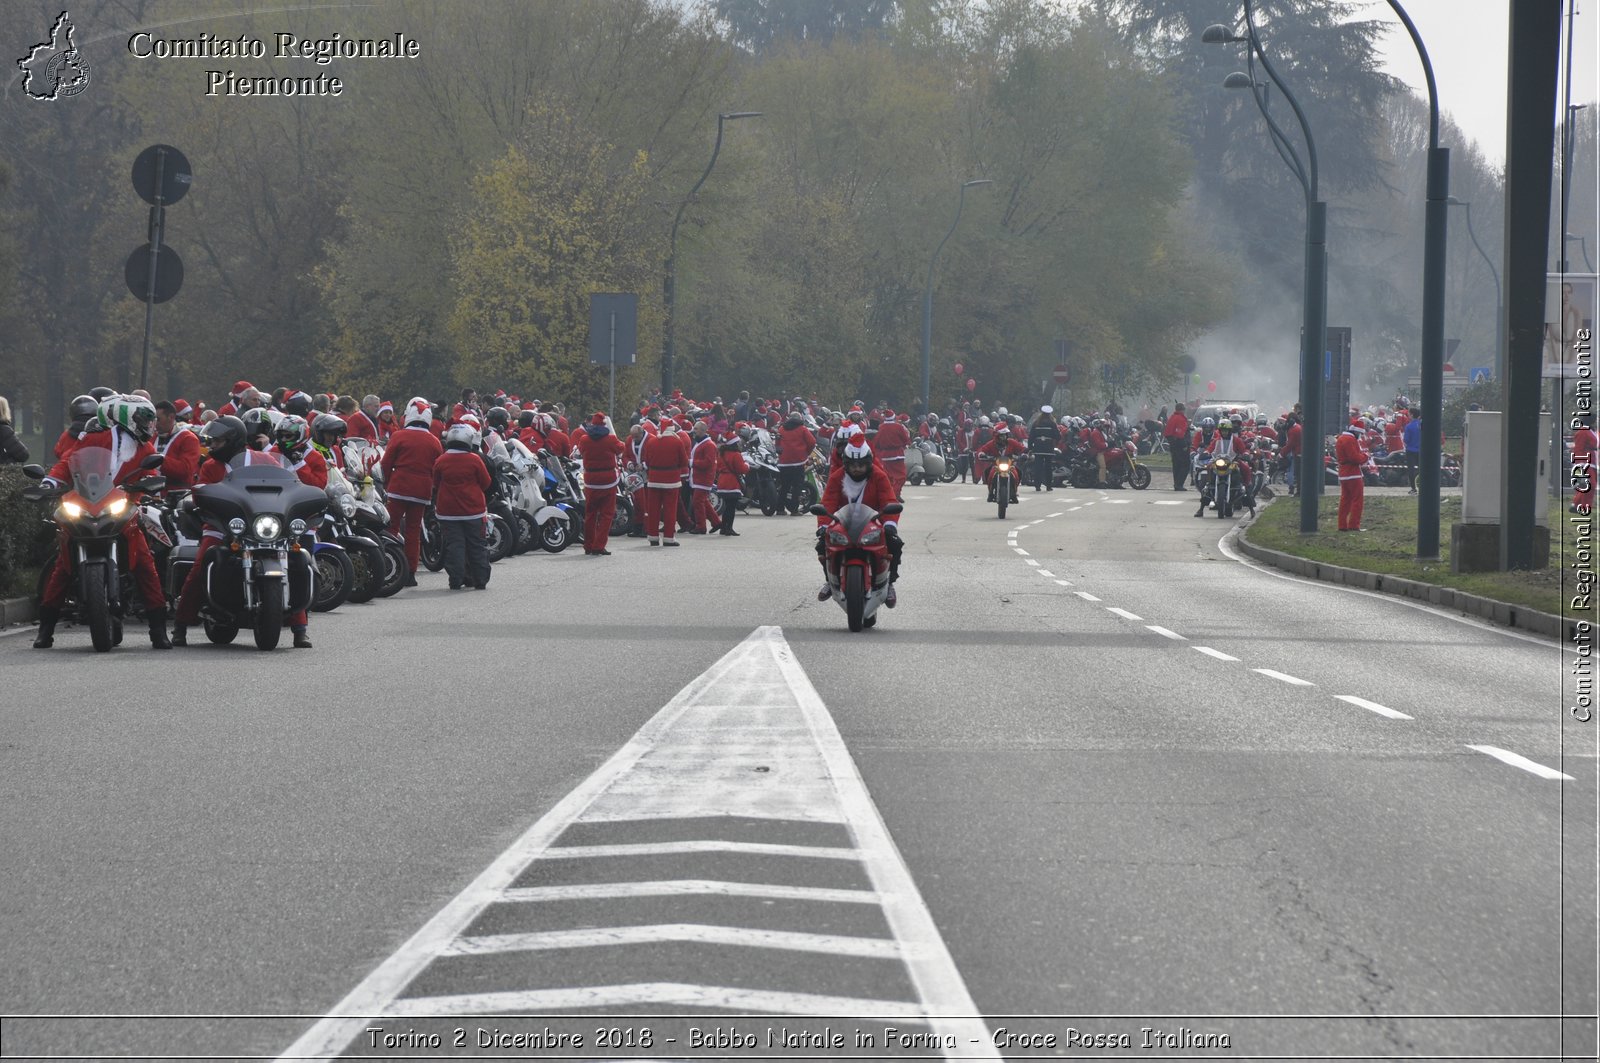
[1191,400,1259,424]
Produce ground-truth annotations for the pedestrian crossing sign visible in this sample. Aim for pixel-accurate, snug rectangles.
[1470,367,1490,383]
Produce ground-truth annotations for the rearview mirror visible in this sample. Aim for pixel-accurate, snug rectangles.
[881,502,903,516]
[141,453,166,470]
[808,504,827,517]
[21,463,45,480]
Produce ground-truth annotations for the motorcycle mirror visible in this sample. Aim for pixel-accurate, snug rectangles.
[808,504,828,517]
[21,463,45,480]
[881,502,904,516]
[134,476,168,494]
[141,453,166,470]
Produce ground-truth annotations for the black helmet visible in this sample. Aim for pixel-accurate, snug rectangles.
[312,413,348,446]
[283,392,314,418]
[240,407,281,443]
[69,394,99,422]
[201,415,247,463]
[517,409,535,429]
[88,386,116,402]
[486,407,510,431]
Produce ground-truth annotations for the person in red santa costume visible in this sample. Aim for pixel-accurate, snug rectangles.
[572,411,625,555]
[686,419,724,534]
[815,430,903,607]
[872,410,911,499]
[378,398,441,585]
[715,430,749,536]
[975,424,1026,503]
[35,395,172,650]
[639,417,689,546]
[154,399,202,498]
[1335,423,1369,531]
[275,415,327,489]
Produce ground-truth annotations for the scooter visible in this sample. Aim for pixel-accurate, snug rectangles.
[810,500,901,632]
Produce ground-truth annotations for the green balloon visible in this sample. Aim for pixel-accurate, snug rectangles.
[1192,372,1202,385]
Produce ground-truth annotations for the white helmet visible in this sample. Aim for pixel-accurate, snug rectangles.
[997,406,1008,416]
[843,430,872,462]
[978,415,991,427]
[404,396,432,427]
[443,423,480,449]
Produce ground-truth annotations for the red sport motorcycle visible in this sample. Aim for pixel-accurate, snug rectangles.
[810,500,902,632]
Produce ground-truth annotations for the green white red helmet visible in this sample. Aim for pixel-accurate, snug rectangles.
[99,395,157,441]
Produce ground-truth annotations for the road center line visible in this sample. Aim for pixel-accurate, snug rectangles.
[1466,745,1574,781]
[1074,591,1101,602]
[1048,511,1064,517]
[1105,607,1143,621]
[1145,626,1186,640]
[1193,646,1240,662]
[1035,569,1055,578]
[1253,668,1314,686]
[1054,579,1073,586]
[1013,548,1029,556]
[1025,559,1040,567]
[1333,695,1412,720]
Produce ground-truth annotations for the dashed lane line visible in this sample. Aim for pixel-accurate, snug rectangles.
[1105,607,1143,621]
[1333,695,1412,721]
[1025,559,1040,567]
[1048,511,1064,518]
[955,496,979,501]
[1074,591,1101,602]
[1466,745,1574,781]
[1151,500,1187,505]
[1253,668,1315,686]
[1036,569,1055,578]
[1054,579,1073,587]
[1146,626,1187,640]
[1014,548,1030,556]
[276,627,996,1060]
[1193,646,1241,662]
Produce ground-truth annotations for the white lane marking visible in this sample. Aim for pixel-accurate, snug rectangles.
[445,924,906,960]
[383,983,926,1019]
[1152,500,1187,505]
[1466,745,1574,781]
[1082,501,1096,507]
[1194,646,1240,662]
[1068,506,1083,512]
[1035,569,1055,578]
[1074,591,1101,602]
[1254,668,1314,686]
[1013,548,1029,556]
[1025,559,1040,567]
[1048,511,1064,517]
[1146,625,1187,640]
[1105,607,1143,621]
[540,840,858,860]
[1054,579,1073,587]
[1028,520,1045,526]
[1106,499,1131,504]
[1334,695,1412,720]
[904,495,930,500]
[1217,522,1572,652]
[278,627,995,1061]
[499,881,881,905]
[955,496,979,501]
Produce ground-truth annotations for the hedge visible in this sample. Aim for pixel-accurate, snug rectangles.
[0,464,54,599]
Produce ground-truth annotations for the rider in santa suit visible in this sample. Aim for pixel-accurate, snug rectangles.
[815,430,903,607]
[275,415,327,489]
[872,411,911,499]
[975,424,1026,503]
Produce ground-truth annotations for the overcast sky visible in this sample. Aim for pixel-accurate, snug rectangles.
[1369,0,1597,169]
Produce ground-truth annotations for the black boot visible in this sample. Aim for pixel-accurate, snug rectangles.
[292,626,313,649]
[171,624,188,647]
[148,607,173,650]
[32,606,59,649]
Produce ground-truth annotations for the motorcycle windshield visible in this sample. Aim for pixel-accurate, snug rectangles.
[833,502,877,544]
[66,446,119,505]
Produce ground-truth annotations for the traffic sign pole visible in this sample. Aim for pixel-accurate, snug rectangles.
[137,148,167,392]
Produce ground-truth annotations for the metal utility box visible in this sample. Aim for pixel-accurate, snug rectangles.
[1461,411,1551,525]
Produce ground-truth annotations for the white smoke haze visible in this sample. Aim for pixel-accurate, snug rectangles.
[1177,306,1305,418]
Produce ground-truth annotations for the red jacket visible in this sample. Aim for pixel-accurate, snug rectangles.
[1335,432,1369,479]
[1281,422,1302,457]
[640,429,689,488]
[286,447,329,490]
[545,428,572,459]
[715,445,749,491]
[1163,411,1189,440]
[820,464,900,529]
[689,434,721,489]
[196,448,283,486]
[874,420,911,463]
[572,426,625,490]
[775,423,817,467]
[432,449,491,519]
[48,427,157,485]
[381,425,444,504]
[343,410,378,443]
[157,428,202,492]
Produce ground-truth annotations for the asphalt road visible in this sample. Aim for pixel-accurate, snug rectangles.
[1,480,1593,1062]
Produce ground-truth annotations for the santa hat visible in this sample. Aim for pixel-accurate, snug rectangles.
[378,401,394,416]
[899,412,911,422]
[173,398,193,420]
[231,380,253,397]
[843,430,872,461]
[661,420,679,434]
[591,411,607,426]
[720,431,740,445]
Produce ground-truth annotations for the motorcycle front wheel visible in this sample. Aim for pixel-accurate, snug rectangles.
[612,496,634,536]
[311,549,354,612]
[420,517,444,572]
[83,570,113,653]
[538,517,571,554]
[486,515,512,562]
[203,617,239,645]
[511,510,538,555]
[844,565,866,632]
[939,460,959,483]
[347,547,381,604]
[375,540,408,598]
[997,483,1009,519]
[253,576,284,650]
[1129,464,1152,490]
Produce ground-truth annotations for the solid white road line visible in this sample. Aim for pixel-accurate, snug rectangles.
[1146,625,1187,640]
[1193,646,1240,662]
[277,627,996,1061]
[1074,591,1101,602]
[1253,668,1314,686]
[1334,695,1413,720]
[444,924,906,960]
[382,983,927,1019]
[499,881,881,905]
[1105,607,1142,621]
[540,840,859,861]
[1466,745,1574,781]
[1106,499,1131,504]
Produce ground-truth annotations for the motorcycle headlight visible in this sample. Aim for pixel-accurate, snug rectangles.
[290,518,308,535]
[229,518,247,535]
[252,515,283,540]
[997,462,1011,472]
[1214,459,1228,469]
[827,529,849,546]
[859,528,882,545]
[338,494,356,517]
[107,497,128,517]
[61,500,84,520]
[373,503,389,524]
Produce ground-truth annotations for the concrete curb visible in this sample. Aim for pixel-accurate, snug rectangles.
[1,596,38,629]
[1236,515,1580,643]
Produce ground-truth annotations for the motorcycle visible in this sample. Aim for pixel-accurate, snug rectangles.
[742,435,783,516]
[320,481,386,604]
[905,438,947,486]
[166,457,325,649]
[809,500,902,632]
[501,439,574,553]
[21,451,168,652]
[991,456,1019,519]
[1197,453,1253,518]
[1067,440,1151,490]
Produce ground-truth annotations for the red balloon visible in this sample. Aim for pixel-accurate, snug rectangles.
[966,378,977,391]
[1206,380,1217,393]
[953,362,964,375]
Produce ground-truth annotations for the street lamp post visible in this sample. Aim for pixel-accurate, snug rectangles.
[921,179,992,417]
[1204,2,1326,534]
[662,111,761,395]
[1446,197,1504,382]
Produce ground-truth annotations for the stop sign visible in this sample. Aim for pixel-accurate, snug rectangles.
[1052,364,1071,385]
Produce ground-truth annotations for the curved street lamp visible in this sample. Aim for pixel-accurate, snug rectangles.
[661,111,761,395]
[921,179,992,417]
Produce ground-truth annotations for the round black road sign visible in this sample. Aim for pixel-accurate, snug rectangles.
[125,244,184,303]
[1176,354,1197,375]
[131,144,193,206]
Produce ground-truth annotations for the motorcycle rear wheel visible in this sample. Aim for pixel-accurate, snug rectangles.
[420,518,444,572]
[844,566,866,632]
[203,617,239,645]
[486,515,512,562]
[312,549,354,612]
[612,496,634,536]
[375,541,408,598]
